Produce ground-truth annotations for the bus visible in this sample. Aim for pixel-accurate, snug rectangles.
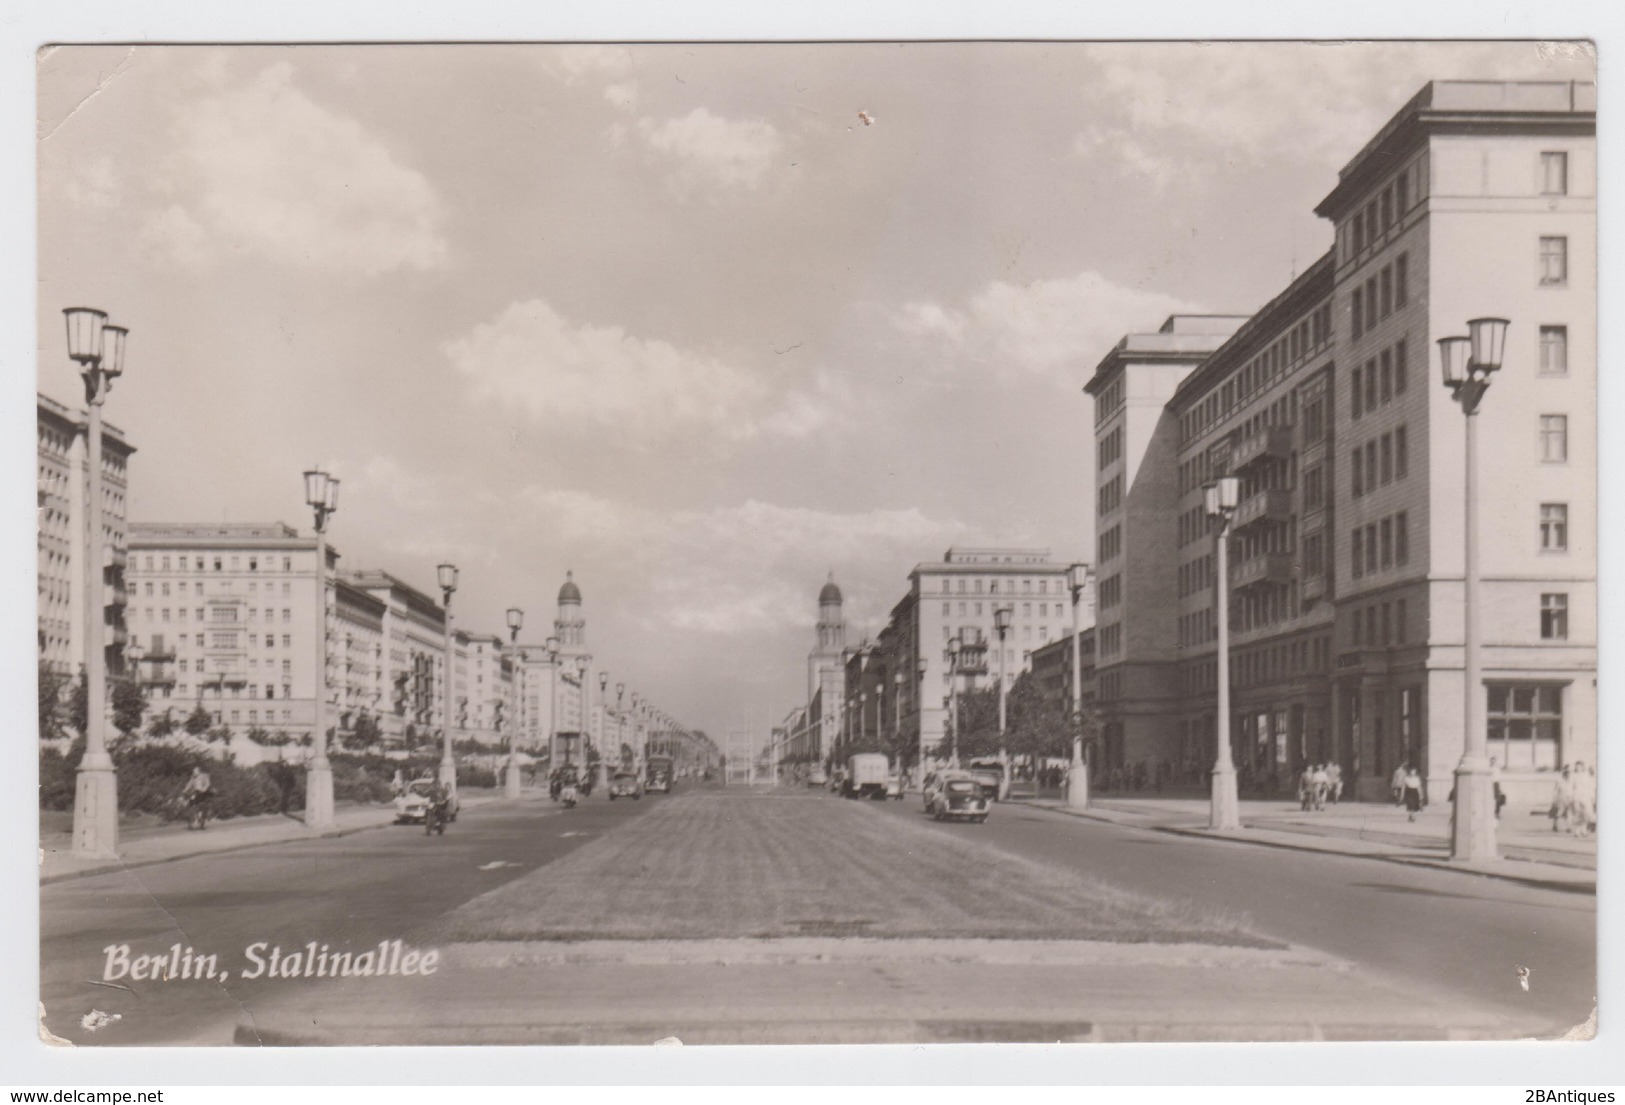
[646,754,674,794]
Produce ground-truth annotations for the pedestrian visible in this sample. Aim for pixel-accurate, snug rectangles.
[1550,765,1573,834]
[1298,763,1315,811]
[1310,763,1330,811]
[1391,761,1409,806]
[1326,760,1343,804]
[1489,757,1506,820]
[1569,761,1595,838]
[1402,765,1426,822]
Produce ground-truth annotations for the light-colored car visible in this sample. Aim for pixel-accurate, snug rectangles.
[925,774,990,823]
[394,778,460,824]
[608,771,643,800]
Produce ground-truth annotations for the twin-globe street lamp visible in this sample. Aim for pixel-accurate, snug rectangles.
[504,606,524,799]
[437,562,459,795]
[303,468,341,829]
[64,308,128,858]
[945,635,963,768]
[1440,316,1509,863]
[993,605,1014,800]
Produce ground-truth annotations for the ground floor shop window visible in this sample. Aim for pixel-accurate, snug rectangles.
[1485,682,1563,770]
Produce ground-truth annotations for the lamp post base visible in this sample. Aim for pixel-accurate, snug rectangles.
[1066,759,1089,810]
[72,762,120,859]
[305,760,336,830]
[1450,763,1499,862]
[1209,762,1241,831]
[504,758,523,799]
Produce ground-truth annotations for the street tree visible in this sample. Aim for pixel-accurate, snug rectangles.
[184,703,213,737]
[146,707,177,740]
[111,676,147,741]
[38,661,71,743]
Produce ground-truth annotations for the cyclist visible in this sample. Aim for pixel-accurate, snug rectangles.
[182,765,213,830]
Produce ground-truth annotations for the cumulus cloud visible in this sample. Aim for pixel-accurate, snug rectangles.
[636,108,783,192]
[445,298,848,448]
[1071,41,1594,188]
[137,62,446,274]
[895,270,1207,382]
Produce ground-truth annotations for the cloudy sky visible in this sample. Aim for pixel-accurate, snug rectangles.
[34,41,1595,739]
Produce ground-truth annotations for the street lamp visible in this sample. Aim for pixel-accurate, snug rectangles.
[993,606,1014,798]
[1204,476,1242,830]
[1066,562,1093,810]
[65,308,128,858]
[1440,317,1509,862]
[504,607,524,798]
[946,636,962,768]
[916,656,929,780]
[437,562,459,795]
[302,468,340,829]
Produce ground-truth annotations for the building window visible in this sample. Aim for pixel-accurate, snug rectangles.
[1394,339,1407,393]
[1395,253,1408,306]
[1395,599,1407,644]
[1539,236,1568,286]
[1351,366,1363,418]
[1380,518,1393,568]
[1395,425,1409,478]
[1380,434,1393,484]
[1540,503,1569,551]
[1540,594,1569,640]
[1351,530,1364,580]
[1487,683,1563,770]
[1539,326,1568,375]
[1380,267,1392,317]
[1540,414,1569,463]
[1396,512,1409,565]
[1365,524,1378,575]
[1351,448,1364,497]
[1351,288,1363,340]
[1541,151,1569,196]
[1379,349,1392,402]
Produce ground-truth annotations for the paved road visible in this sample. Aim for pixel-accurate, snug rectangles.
[867,794,1596,1036]
[40,792,655,1045]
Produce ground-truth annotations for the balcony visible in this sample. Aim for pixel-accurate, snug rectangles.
[1230,552,1293,591]
[1301,571,1327,604]
[1231,425,1293,471]
[1232,488,1293,531]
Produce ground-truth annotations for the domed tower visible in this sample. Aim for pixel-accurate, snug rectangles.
[808,574,848,756]
[554,570,586,649]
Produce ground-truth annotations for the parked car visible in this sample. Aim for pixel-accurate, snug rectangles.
[925,774,990,823]
[807,766,829,787]
[607,771,643,800]
[967,761,1005,801]
[394,778,460,824]
[843,753,891,799]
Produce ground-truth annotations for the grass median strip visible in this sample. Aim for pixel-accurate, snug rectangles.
[427,791,1270,946]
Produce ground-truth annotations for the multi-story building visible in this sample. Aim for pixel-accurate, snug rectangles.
[125,523,332,737]
[876,547,1078,766]
[801,575,847,764]
[513,573,598,768]
[1027,627,1097,728]
[341,568,451,749]
[1087,79,1596,802]
[334,575,388,739]
[37,393,135,679]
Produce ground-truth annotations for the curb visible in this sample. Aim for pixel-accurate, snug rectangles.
[1008,799,1596,896]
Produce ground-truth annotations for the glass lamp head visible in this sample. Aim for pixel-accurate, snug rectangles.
[506,607,524,632]
[63,308,107,365]
[303,468,330,509]
[1437,336,1471,387]
[101,326,128,378]
[437,563,459,594]
[1468,317,1510,373]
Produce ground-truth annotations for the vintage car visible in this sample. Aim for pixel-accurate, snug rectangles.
[807,766,829,788]
[966,761,1006,801]
[607,771,644,800]
[924,773,989,823]
[394,778,460,824]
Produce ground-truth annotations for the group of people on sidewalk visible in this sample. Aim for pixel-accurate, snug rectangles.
[1550,762,1597,837]
[1295,762,1344,811]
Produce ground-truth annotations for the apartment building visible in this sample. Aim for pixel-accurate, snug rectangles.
[1088,80,1596,801]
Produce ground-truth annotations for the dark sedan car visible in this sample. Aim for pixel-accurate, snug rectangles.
[607,771,643,800]
[926,776,990,823]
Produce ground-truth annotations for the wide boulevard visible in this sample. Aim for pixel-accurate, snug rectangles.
[40,784,1594,1046]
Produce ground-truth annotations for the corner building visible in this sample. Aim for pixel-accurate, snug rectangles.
[1088,80,1596,803]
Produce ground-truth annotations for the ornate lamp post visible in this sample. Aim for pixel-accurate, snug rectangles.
[504,606,524,798]
[302,468,340,829]
[1066,562,1093,810]
[436,562,459,795]
[945,635,962,768]
[65,308,126,857]
[916,656,929,782]
[892,670,904,754]
[615,682,626,768]
[1439,317,1509,862]
[1204,476,1242,830]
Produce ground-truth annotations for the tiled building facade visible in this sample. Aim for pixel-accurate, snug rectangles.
[1087,80,1597,802]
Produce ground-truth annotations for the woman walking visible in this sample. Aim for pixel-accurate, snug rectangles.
[1550,765,1574,834]
[1402,765,1426,822]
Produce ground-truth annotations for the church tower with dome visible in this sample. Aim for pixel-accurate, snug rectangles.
[807,574,847,760]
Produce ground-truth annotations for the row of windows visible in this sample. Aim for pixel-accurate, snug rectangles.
[1350,338,1408,418]
[1180,326,1321,450]
[1348,165,1414,257]
[169,657,294,676]
[1098,575,1121,611]
[1351,425,1410,497]
[1351,599,1410,650]
[140,607,293,626]
[938,601,1064,619]
[138,553,298,574]
[1178,554,1214,599]
[1177,507,1212,548]
[1098,624,1122,660]
[141,579,294,598]
[935,576,1059,596]
[1094,378,1125,427]
[1098,425,1124,470]
[1350,512,1411,579]
[1231,635,1333,690]
[1350,254,1409,341]
[1178,607,1215,649]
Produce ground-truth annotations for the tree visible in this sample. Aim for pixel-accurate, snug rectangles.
[949,686,1004,761]
[1004,674,1072,761]
[146,708,177,740]
[68,672,89,738]
[184,703,213,737]
[111,676,147,740]
[246,726,272,745]
[348,711,382,752]
[38,661,71,742]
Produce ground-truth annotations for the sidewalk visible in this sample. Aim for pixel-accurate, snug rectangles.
[39,789,514,885]
[1012,794,1596,893]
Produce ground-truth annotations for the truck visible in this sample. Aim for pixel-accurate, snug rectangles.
[645,754,674,794]
[842,753,891,800]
